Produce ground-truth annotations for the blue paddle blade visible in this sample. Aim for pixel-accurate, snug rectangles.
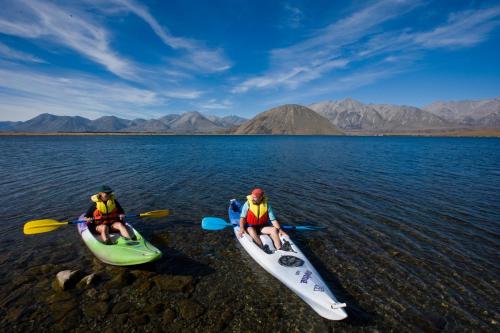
[201,217,233,231]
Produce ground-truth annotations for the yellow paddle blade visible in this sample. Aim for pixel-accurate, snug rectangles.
[23,219,69,235]
[138,209,171,218]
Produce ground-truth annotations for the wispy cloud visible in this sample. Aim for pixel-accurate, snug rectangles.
[0,65,192,120]
[264,64,407,108]
[359,5,500,58]
[413,6,500,48]
[232,1,500,95]
[231,59,349,93]
[163,89,203,100]
[233,0,422,93]
[282,4,304,29]
[0,0,136,80]
[99,0,231,73]
[0,0,231,82]
[0,42,46,63]
[196,98,232,110]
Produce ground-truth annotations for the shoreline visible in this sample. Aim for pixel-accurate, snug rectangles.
[1,129,500,137]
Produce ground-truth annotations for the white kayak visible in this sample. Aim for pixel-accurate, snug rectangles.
[228,199,347,320]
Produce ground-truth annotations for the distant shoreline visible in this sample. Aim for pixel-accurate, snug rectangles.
[1,129,499,137]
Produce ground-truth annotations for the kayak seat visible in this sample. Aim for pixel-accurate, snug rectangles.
[259,235,276,251]
[91,224,135,243]
[230,200,241,213]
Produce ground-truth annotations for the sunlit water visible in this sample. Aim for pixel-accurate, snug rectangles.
[0,135,498,332]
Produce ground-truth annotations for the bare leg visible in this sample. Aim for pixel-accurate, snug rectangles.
[261,226,282,250]
[111,222,131,239]
[246,227,263,248]
[96,224,110,243]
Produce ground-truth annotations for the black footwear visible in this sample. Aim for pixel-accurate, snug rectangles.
[130,235,137,241]
[282,241,293,252]
[262,245,274,254]
[104,238,113,245]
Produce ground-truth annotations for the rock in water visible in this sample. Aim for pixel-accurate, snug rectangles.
[55,270,81,290]
[77,273,96,288]
[178,299,205,320]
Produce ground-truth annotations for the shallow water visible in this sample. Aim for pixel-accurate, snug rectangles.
[0,135,498,332]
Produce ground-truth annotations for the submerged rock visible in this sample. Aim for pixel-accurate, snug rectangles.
[163,307,177,322]
[153,275,194,292]
[145,303,165,314]
[77,273,97,288]
[108,271,136,287]
[49,297,78,322]
[54,270,82,291]
[112,301,133,314]
[82,301,109,319]
[178,299,205,320]
[131,313,150,325]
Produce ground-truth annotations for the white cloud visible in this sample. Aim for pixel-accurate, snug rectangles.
[162,89,203,100]
[413,6,500,48]
[232,0,422,93]
[196,98,232,110]
[100,0,232,73]
[358,6,500,58]
[232,59,349,93]
[0,0,231,81]
[0,42,46,63]
[231,1,500,95]
[283,4,304,29]
[0,66,179,120]
[0,0,136,80]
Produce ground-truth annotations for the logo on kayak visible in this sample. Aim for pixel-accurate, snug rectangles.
[314,284,324,292]
[300,270,312,284]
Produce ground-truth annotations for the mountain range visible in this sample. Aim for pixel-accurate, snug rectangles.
[1,96,498,135]
[308,97,500,133]
[0,112,247,133]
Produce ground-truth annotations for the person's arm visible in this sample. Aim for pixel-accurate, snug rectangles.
[114,200,125,221]
[238,203,249,237]
[84,203,96,222]
[268,204,288,237]
[114,200,125,214]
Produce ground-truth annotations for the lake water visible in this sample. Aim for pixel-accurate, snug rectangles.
[0,135,498,332]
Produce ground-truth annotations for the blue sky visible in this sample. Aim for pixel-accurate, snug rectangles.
[0,0,499,121]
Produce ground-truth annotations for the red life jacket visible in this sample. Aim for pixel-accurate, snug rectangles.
[91,194,119,225]
[245,195,269,226]
[93,207,119,225]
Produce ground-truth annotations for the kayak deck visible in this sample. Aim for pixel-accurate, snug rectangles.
[228,200,347,320]
[77,214,161,266]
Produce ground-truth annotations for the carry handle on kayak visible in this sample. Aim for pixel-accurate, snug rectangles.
[331,303,347,309]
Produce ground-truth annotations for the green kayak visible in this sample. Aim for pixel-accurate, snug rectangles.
[77,214,161,265]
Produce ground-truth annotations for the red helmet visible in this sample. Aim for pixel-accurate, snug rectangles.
[251,188,264,198]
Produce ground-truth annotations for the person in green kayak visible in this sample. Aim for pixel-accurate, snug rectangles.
[84,185,135,245]
[237,188,289,253]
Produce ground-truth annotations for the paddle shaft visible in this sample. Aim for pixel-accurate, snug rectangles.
[68,213,147,225]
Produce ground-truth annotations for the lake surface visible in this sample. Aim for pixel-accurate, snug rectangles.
[0,135,498,332]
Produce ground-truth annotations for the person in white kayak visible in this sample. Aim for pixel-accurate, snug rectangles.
[237,188,289,253]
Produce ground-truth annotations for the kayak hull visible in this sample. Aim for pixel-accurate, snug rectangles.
[77,214,161,266]
[228,200,347,320]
